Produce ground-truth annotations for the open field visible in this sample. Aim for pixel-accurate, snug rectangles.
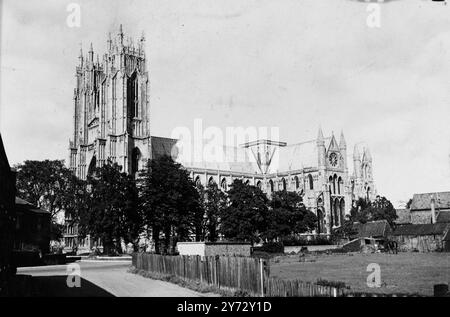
[269,252,450,296]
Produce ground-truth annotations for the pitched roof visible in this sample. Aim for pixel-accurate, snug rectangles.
[15,197,50,215]
[0,134,11,175]
[436,211,450,223]
[410,192,450,211]
[353,220,390,238]
[179,143,260,175]
[151,136,178,159]
[393,223,449,236]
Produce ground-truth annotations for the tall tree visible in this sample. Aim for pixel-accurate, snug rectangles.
[220,180,268,245]
[15,160,73,221]
[348,195,398,228]
[364,196,398,227]
[203,182,227,242]
[140,155,201,254]
[80,163,141,255]
[266,190,317,241]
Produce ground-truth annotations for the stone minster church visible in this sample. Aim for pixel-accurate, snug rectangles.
[69,26,376,237]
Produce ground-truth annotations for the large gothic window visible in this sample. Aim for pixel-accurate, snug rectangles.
[281,178,286,191]
[127,72,139,119]
[195,176,201,188]
[333,174,337,194]
[338,176,342,195]
[333,199,340,227]
[317,208,325,234]
[340,199,345,226]
[87,156,97,177]
[308,174,314,190]
[131,147,141,176]
[221,178,227,191]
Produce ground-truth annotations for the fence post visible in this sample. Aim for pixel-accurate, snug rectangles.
[215,255,220,289]
[260,258,264,297]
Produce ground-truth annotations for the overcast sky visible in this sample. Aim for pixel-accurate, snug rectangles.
[1,0,450,207]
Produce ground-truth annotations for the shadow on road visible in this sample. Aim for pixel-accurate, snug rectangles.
[29,275,114,297]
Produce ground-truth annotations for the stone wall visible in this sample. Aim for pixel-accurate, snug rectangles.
[410,210,433,225]
[392,235,444,252]
[177,242,251,257]
[205,243,251,257]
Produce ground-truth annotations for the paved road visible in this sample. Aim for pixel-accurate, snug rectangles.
[18,261,217,297]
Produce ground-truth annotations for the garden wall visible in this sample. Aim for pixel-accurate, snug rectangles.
[177,242,251,257]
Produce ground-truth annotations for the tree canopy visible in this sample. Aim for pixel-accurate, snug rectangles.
[266,190,317,241]
[80,163,141,255]
[203,182,227,242]
[220,179,269,245]
[139,155,201,254]
[15,160,73,221]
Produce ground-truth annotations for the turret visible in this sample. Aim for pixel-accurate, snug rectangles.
[139,31,146,55]
[117,24,124,47]
[353,144,361,179]
[339,130,346,150]
[88,42,94,62]
[107,32,113,51]
[317,126,326,169]
[339,130,347,171]
[78,45,84,66]
[364,147,372,163]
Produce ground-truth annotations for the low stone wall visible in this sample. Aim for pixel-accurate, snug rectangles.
[284,245,341,254]
[177,242,251,257]
[392,235,444,252]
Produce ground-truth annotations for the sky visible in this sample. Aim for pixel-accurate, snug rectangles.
[1,0,450,207]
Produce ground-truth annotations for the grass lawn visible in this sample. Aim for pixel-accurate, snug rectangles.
[269,252,450,296]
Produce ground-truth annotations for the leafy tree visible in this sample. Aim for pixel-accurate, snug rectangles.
[332,215,358,241]
[15,160,73,221]
[364,196,398,227]
[349,197,371,224]
[80,163,141,255]
[347,196,398,229]
[266,190,317,241]
[220,180,268,245]
[203,182,227,242]
[140,155,201,254]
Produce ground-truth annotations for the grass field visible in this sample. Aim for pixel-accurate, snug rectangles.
[269,252,450,296]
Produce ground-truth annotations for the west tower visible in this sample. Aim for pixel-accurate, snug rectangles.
[69,25,151,179]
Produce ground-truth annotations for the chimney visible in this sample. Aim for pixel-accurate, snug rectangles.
[430,196,437,224]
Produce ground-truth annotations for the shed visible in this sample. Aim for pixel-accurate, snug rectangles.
[392,223,450,252]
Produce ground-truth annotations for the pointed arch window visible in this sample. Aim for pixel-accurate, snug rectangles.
[221,178,227,191]
[308,174,314,190]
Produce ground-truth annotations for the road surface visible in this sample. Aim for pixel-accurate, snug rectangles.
[18,261,218,297]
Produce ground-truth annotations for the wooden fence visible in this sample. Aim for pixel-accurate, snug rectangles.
[132,253,348,297]
[132,253,265,296]
[265,278,344,297]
